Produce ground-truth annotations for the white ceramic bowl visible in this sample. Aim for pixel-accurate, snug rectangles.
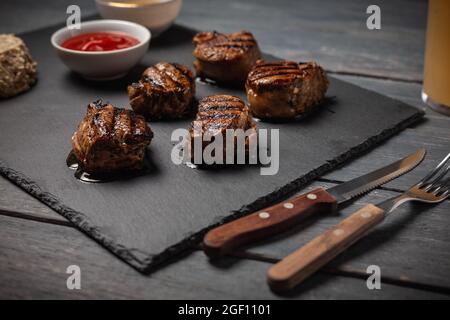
[51,20,151,80]
[95,0,183,36]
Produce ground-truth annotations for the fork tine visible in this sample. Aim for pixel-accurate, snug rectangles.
[440,178,450,194]
[418,152,450,187]
[443,187,450,197]
[424,163,450,191]
[440,185,450,197]
[430,176,450,196]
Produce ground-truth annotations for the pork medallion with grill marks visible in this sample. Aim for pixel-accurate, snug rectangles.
[128,62,195,121]
[245,60,329,119]
[72,100,153,174]
[188,95,256,163]
[193,31,261,84]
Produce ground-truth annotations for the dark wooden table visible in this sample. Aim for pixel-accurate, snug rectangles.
[1,0,449,299]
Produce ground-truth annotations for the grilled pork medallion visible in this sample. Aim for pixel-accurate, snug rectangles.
[128,62,195,121]
[189,95,256,162]
[193,31,261,84]
[245,60,329,119]
[72,100,153,174]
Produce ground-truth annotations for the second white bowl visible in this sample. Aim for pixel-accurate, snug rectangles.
[95,0,183,36]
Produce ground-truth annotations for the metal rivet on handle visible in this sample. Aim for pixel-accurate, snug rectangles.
[333,229,344,236]
[259,212,270,219]
[361,212,372,219]
[283,202,294,209]
[307,193,317,200]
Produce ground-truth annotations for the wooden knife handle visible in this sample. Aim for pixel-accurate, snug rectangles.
[267,204,385,292]
[203,188,338,258]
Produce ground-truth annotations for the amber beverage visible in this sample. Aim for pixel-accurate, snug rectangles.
[422,0,450,115]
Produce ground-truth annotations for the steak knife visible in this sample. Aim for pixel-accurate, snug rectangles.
[203,148,426,258]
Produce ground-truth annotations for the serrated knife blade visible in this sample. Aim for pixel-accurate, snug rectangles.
[327,148,426,203]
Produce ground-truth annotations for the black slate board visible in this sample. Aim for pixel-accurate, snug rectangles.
[0,24,423,272]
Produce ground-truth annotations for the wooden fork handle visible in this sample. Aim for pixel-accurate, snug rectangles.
[203,188,337,258]
[267,204,385,292]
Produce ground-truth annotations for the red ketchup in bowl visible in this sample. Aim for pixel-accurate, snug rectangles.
[61,32,140,52]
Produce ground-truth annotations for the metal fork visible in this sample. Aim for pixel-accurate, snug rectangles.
[267,152,450,292]
[377,152,450,213]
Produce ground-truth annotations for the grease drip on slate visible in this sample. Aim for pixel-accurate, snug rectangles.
[195,77,244,90]
[66,150,153,183]
[195,77,218,87]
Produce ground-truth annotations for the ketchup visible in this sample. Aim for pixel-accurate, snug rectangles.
[61,32,140,52]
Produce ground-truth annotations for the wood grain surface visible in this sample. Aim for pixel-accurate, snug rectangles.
[1,214,447,299]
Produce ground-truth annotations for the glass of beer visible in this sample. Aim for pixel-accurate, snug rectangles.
[422,0,450,115]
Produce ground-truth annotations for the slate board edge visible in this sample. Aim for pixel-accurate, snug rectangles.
[0,107,424,273]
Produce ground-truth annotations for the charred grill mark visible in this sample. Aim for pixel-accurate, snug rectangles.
[88,102,151,144]
[171,62,186,73]
[211,36,257,48]
[92,104,113,136]
[131,82,143,89]
[160,66,186,88]
[249,69,304,81]
[253,61,298,68]
[200,96,243,103]
[199,106,243,113]
[199,101,244,111]
[213,43,255,50]
[205,37,256,49]
[171,63,193,80]
[226,40,256,45]
[199,103,245,115]
[252,64,300,72]
[228,36,256,42]
[127,111,136,143]
[198,113,242,121]
[193,31,259,57]
[153,66,174,86]
[193,95,251,132]
[256,66,303,73]
[141,63,193,93]
[253,68,301,75]
[142,74,165,89]
[248,61,306,82]
[198,106,243,114]
[113,108,125,143]
[135,116,153,141]
[92,99,108,109]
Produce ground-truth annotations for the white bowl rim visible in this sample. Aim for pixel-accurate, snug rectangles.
[50,19,151,55]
